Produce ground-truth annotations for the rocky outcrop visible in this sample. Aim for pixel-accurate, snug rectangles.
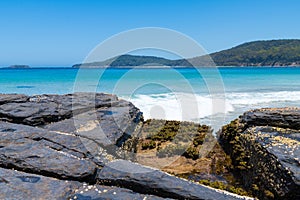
[0,122,98,181]
[0,166,168,200]
[0,92,143,182]
[0,93,251,200]
[97,159,250,200]
[241,107,300,129]
[0,94,28,104]
[0,167,80,199]
[70,184,170,200]
[219,108,300,200]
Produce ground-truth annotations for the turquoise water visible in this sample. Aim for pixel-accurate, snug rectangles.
[1,67,300,129]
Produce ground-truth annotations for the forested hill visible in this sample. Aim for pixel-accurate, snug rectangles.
[72,55,190,68]
[209,39,300,66]
[72,39,300,67]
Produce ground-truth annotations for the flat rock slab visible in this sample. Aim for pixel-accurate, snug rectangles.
[241,107,300,129]
[0,94,28,105]
[0,166,170,200]
[45,100,142,147]
[0,93,142,149]
[0,167,81,200]
[70,184,171,200]
[97,159,253,200]
[0,122,98,181]
[0,93,123,126]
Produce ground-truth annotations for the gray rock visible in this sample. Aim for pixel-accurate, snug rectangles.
[241,107,300,129]
[220,108,300,199]
[0,165,169,200]
[0,167,81,200]
[70,184,171,200]
[0,122,98,181]
[0,94,28,105]
[0,92,142,161]
[0,93,122,126]
[0,93,143,182]
[97,159,252,200]
[45,100,142,147]
[252,127,300,180]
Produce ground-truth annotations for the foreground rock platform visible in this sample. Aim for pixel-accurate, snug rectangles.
[220,107,300,200]
[97,159,250,200]
[0,122,98,181]
[0,167,167,200]
[0,167,81,199]
[0,93,251,200]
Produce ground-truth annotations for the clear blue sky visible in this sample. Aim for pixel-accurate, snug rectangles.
[0,0,299,66]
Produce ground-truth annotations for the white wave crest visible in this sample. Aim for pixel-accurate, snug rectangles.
[124,91,300,123]
[127,93,233,122]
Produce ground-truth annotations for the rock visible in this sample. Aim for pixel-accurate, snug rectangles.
[0,93,121,126]
[0,161,168,200]
[0,122,98,182]
[97,159,252,200]
[240,107,300,130]
[70,184,170,200]
[0,94,28,105]
[0,92,142,150]
[0,93,142,149]
[0,93,146,191]
[0,167,81,200]
[45,100,142,147]
[220,108,300,200]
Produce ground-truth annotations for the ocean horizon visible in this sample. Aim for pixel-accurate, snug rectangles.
[1,67,300,131]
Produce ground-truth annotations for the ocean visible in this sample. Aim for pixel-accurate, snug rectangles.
[1,67,300,131]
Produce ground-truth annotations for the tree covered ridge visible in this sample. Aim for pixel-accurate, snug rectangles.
[210,39,300,66]
[73,39,300,67]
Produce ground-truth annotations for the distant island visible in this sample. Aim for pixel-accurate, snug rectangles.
[5,65,30,69]
[73,39,300,68]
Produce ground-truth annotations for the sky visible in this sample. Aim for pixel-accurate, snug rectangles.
[0,0,299,67]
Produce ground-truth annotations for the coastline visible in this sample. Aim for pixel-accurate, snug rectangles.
[0,93,298,199]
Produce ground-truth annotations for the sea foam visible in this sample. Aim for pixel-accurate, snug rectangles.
[125,91,300,123]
